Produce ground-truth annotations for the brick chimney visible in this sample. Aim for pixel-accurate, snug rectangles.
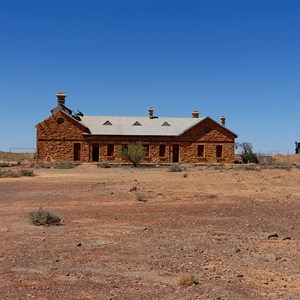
[220,115,226,126]
[191,110,199,118]
[57,92,66,106]
[148,106,154,119]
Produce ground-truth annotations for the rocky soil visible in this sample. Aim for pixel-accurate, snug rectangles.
[1,163,300,299]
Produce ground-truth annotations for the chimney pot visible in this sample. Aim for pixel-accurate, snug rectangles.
[192,110,199,118]
[148,106,154,119]
[56,92,66,106]
[220,115,226,126]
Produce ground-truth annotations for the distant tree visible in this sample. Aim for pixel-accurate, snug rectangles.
[238,142,259,164]
[120,141,146,167]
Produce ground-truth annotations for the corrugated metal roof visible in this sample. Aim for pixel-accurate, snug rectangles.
[79,116,203,136]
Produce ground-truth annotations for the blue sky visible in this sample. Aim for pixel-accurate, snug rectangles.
[1,0,299,154]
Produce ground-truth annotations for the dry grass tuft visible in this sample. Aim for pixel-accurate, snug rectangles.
[178,273,199,287]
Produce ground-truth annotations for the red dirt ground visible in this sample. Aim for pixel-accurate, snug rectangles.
[1,163,300,299]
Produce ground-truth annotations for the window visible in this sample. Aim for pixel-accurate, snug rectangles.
[143,144,150,157]
[198,145,204,157]
[107,144,114,156]
[57,117,64,124]
[159,145,166,157]
[216,145,223,158]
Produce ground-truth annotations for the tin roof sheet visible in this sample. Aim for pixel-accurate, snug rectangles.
[80,116,203,136]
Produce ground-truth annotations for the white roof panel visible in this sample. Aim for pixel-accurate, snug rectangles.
[80,116,203,136]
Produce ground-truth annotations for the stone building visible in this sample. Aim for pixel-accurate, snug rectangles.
[36,92,238,164]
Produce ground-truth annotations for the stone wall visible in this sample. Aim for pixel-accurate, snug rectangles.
[36,112,237,164]
[36,111,88,163]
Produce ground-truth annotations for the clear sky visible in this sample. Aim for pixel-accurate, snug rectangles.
[1,0,299,154]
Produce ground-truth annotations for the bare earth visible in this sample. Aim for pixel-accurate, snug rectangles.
[1,163,300,300]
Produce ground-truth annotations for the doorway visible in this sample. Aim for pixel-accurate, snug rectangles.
[92,143,100,162]
[74,143,81,161]
[172,144,179,163]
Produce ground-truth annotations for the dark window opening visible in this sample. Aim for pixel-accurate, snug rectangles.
[159,145,166,157]
[216,145,223,158]
[57,117,64,124]
[204,127,211,133]
[198,145,204,157]
[92,143,99,162]
[172,144,179,163]
[143,144,150,157]
[74,143,81,161]
[107,144,114,156]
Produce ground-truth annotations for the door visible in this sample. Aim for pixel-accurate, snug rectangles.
[172,144,179,163]
[74,143,81,161]
[92,143,99,162]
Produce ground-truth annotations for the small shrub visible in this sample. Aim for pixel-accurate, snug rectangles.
[119,142,146,167]
[97,162,111,168]
[19,169,35,177]
[168,165,183,172]
[135,192,147,202]
[241,153,259,164]
[0,170,20,178]
[183,173,188,178]
[0,162,10,167]
[178,273,199,287]
[55,161,80,169]
[29,207,61,226]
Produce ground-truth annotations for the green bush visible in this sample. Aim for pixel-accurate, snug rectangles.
[119,142,146,167]
[54,161,80,169]
[29,207,61,226]
[241,153,259,164]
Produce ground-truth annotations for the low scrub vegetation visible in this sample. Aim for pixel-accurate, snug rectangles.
[0,170,20,178]
[29,207,61,226]
[19,169,35,177]
[168,165,183,172]
[0,169,35,178]
[135,192,147,202]
[178,273,199,287]
[97,162,112,168]
[54,161,80,169]
[0,162,11,167]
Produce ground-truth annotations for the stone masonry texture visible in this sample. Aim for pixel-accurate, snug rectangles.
[36,110,237,164]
